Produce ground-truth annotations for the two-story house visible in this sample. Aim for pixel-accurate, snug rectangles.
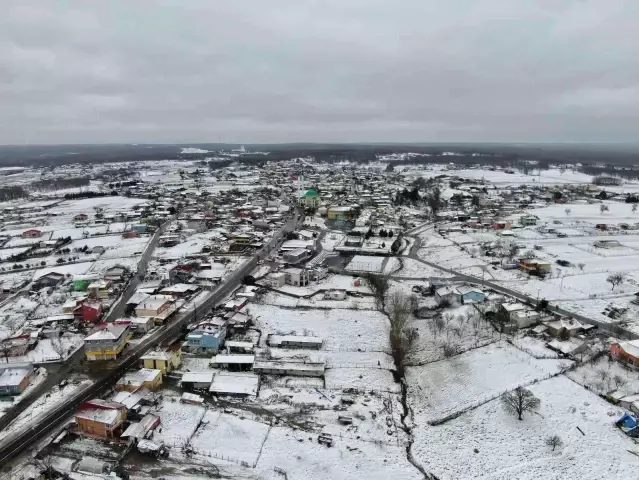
[282,267,309,287]
[84,323,130,361]
[140,343,182,374]
[184,319,228,354]
[135,295,175,325]
[75,399,127,439]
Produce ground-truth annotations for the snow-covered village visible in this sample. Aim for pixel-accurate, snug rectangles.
[0,149,637,479]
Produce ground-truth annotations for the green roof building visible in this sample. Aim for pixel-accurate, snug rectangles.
[299,189,321,208]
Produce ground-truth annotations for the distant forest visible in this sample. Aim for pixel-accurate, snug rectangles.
[1,142,639,174]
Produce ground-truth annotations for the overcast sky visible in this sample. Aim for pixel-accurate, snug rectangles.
[1,0,638,145]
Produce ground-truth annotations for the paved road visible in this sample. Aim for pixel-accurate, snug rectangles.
[103,221,170,323]
[0,212,299,468]
[0,222,173,432]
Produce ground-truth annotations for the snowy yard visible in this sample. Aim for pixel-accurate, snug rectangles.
[190,411,270,465]
[152,394,206,447]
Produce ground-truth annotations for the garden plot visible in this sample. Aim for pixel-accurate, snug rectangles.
[530,201,639,224]
[567,355,639,397]
[4,234,52,248]
[382,257,402,274]
[52,196,146,220]
[346,256,387,274]
[99,237,149,259]
[406,342,569,423]
[409,305,498,364]
[386,257,453,278]
[67,234,133,250]
[510,334,559,359]
[250,304,388,352]
[321,232,346,252]
[452,168,593,185]
[89,257,140,274]
[545,271,637,298]
[154,235,212,259]
[411,375,637,480]
[259,385,406,444]
[417,234,454,247]
[260,290,377,310]
[32,261,95,280]
[8,333,84,363]
[418,245,480,269]
[51,226,93,240]
[325,367,398,393]
[557,295,639,333]
[152,394,206,447]
[273,274,371,297]
[190,411,269,466]
[255,425,421,480]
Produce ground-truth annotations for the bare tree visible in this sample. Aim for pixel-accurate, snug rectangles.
[364,273,390,309]
[442,342,458,358]
[577,263,585,272]
[387,292,419,376]
[607,273,625,291]
[0,343,10,363]
[633,204,638,214]
[433,316,445,337]
[613,374,627,390]
[564,208,571,216]
[51,335,66,360]
[600,204,609,215]
[501,387,540,420]
[545,435,563,451]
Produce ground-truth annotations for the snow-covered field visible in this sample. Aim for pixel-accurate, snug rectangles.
[407,342,569,423]
[251,304,388,352]
[255,425,420,480]
[411,375,638,480]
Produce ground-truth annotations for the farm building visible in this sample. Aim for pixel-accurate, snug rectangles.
[253,359,325,377]
[181,371,214,391]
[210,354,255,371]
[209,371,259,398]
[267,334,323,349]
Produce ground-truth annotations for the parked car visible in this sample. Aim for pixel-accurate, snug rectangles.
[556,259,572,267]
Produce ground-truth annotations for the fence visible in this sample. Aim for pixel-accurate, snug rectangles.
[427,365,572,426]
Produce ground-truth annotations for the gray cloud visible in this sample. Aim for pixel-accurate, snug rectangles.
[1,0,638,144]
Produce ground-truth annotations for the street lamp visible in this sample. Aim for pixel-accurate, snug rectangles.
[536,288,541,307]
